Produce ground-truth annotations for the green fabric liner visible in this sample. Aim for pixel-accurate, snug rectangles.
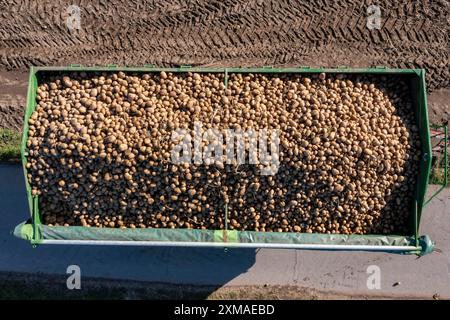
[13,221,34,241]
[14,222,430,250]
[14,222,435,254]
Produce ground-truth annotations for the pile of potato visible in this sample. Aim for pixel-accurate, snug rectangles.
[26,71,421,234]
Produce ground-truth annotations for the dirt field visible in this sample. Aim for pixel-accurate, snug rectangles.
[0,0,449,127]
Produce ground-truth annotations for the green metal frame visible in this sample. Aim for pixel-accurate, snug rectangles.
[18,66,435,253]
[425,124,448,205]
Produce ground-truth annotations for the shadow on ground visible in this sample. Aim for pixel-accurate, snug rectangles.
[0,164,256,299]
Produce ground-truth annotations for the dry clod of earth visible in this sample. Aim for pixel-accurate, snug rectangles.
[26,71,420,234]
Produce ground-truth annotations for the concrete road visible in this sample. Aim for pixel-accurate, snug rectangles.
[1,164,449,298]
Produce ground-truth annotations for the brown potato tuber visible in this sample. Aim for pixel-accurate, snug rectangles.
[26,71,420,235]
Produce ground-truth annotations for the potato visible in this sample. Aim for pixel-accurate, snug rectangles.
[27,71,420,235]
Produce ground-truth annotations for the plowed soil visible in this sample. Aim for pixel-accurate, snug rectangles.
[0,0,449,129]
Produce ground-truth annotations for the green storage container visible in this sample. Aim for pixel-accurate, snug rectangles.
[14,66,437,254]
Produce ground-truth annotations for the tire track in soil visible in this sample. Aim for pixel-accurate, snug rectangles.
[0,0,449,126]
[0,70,27,130]
[0,105,24,131]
